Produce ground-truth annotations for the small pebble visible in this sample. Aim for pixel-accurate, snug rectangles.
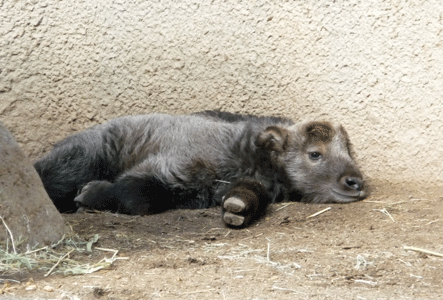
[43,285,55,292]
[25,284,37,291]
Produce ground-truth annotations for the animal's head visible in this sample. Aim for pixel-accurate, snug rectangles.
[255,121,367,203]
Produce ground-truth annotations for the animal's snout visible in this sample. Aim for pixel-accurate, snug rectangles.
[342,176,363,191]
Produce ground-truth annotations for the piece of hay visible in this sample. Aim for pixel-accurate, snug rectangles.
[45,249,74,277]
[307,207,331,219]
[353,279,377,286]
[86,234,100,252]
[373,208,395,222]
[275,203,292,211]
[0,216,16,254]
[404,246,443,258]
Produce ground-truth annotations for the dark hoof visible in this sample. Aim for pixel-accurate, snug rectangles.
[222,196,249,227]
[223,196,246,213]
[74,181,94,206]
[74,180,111,209]
[223,212,245,227]
[76,206,87,213]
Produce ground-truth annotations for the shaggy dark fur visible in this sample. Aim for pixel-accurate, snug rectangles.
[34,111,367,227]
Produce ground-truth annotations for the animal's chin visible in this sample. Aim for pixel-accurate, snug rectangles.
[330,188,366,203]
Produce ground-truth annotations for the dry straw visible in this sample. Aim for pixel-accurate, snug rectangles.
[404,246,443,258]
[0,232,122,280]
[307,207,331,219]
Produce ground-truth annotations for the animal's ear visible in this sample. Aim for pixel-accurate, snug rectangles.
[291,121,335,144]
[255,126,289,152]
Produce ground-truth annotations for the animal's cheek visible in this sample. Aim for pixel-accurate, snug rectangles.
[301,158,332,174]
[304,158,326,168]
[286,162,333,185]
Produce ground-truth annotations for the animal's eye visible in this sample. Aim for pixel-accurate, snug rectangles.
[308,152,322,160]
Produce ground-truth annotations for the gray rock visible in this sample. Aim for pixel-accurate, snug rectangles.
[0,121,64,250]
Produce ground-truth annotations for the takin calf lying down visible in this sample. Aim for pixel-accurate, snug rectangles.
[34,111,367,227]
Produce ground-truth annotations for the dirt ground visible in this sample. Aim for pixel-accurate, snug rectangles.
[1,183,443,300]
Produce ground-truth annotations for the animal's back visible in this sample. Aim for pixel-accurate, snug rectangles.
[99,114,247,170]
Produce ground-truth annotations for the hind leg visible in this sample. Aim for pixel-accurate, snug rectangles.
[222,179,270,227]
[34,131,116,212]
[74,174,173,215]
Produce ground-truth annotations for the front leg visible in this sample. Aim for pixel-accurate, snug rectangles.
[222,179,270,227]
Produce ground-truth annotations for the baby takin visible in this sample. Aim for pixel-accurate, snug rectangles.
[34,111,367,227]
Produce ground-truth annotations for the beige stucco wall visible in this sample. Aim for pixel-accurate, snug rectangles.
[1,0,443,186]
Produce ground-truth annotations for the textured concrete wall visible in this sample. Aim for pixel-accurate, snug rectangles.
[1,0,443,186]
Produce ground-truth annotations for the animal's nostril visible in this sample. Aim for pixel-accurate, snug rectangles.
[344,177,362,190]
